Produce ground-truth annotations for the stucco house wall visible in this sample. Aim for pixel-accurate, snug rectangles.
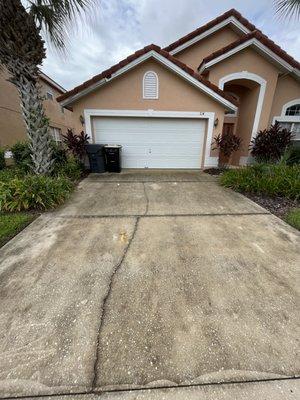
[174,27,241,72]
[0,69,75,147]
[269,74,300,123]
[70,59,227,158]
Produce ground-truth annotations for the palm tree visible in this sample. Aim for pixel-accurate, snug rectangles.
[275,0,300,19]
[0,0,95,174]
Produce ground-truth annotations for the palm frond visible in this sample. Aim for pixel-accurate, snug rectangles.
[28,0,98,49]
[275,0,300,20]
[0,0,45,76]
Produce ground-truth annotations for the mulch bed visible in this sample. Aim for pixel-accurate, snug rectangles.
[244,194,299,219]
[203,168,226,176]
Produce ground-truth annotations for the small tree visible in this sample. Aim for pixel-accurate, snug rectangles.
[0,0,95,175]
[212,131,242,166]
[250,122,294,163]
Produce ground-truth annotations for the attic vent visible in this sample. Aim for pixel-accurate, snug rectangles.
[143,71,159,99]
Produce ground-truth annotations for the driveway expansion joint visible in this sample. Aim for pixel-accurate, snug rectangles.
[91,217,140,391]
[85,180,217,183]
[52,212,271,219]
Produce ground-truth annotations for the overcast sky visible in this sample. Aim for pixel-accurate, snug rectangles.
[41,0,300,90]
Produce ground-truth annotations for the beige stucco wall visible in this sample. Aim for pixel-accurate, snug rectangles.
[175,27,241,71]
[70,59,227,161]
[0,69,75,147]
[208,47,280,133]
[269,74,300,123]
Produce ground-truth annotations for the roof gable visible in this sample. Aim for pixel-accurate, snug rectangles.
[198,31,300,77]
[57,44,238,111]
[39,72,66,94]
[164,9,256,55]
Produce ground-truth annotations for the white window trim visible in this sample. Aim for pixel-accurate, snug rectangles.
[169,16,250,55]
[272,117,300,141]
[219,71,266,142]
[61,50,237,113]
[83,109,218,168]
[46,90,54,100]
[50,126,62,143]
[143,71,159,99]
[272,99,300,141]
[281,98,300,116]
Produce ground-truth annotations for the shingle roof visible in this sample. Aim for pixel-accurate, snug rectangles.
[57,44,238,106]
[163,9,258,53]
[199,30,300,71]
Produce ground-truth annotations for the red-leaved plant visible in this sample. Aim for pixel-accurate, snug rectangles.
[62,129,89,160]
[212,131,242,165]
[250,122,294,163]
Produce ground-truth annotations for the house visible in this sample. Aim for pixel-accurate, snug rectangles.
[0,69,75,147]
[58,9,300,169]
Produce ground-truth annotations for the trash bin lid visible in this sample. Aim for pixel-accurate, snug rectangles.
[85,144,105,154]
[104,144,122,148]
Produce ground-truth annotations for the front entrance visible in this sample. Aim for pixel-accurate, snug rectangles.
[221,77,262,165]
[222,122,235,136]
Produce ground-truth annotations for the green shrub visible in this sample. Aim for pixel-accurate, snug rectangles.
[51,141,67,166]
[0,175,73,212]
[286,147,300,165]
[0,167,25,182]
[285,208,300,231]
[53,156,84,181]
[220,164,300,199]
[10,141,32,171]
[0,148,5,170]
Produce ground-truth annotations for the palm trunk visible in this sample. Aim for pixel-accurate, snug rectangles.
[11,74,53,175]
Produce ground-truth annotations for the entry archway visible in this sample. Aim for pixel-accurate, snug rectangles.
[219,72,266,165]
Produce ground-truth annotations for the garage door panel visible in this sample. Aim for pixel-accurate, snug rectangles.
[93,116,205,169]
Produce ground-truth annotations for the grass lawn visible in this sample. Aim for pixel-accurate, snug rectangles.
[285,208,300,231]
[0,212,36,248]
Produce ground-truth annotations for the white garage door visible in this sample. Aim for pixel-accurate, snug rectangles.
[93,116,206,169]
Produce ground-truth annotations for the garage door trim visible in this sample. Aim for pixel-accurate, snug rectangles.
[84,109,218,167]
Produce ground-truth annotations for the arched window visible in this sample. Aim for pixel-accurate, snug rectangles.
[285,104,300,116]
[143,71,158,99]
[274,99,300,142]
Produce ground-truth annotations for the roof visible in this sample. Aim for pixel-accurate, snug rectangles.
[39,72,66,94]
[199,30,300,72]
[164,9,258,53]
[57,44,238,108]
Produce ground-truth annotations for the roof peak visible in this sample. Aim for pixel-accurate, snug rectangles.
[57,44,238,108]
[199,29,300,72]
[163,8,258,53]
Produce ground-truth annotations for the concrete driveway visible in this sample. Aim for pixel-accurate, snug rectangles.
[0,170,299,399]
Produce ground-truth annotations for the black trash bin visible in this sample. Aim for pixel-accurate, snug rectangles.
[104,145,122,173]
[85,144,106,173]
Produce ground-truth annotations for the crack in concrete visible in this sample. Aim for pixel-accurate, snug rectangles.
[1,376,299,399]
[91,217,140,392]
[142,183,149,216]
